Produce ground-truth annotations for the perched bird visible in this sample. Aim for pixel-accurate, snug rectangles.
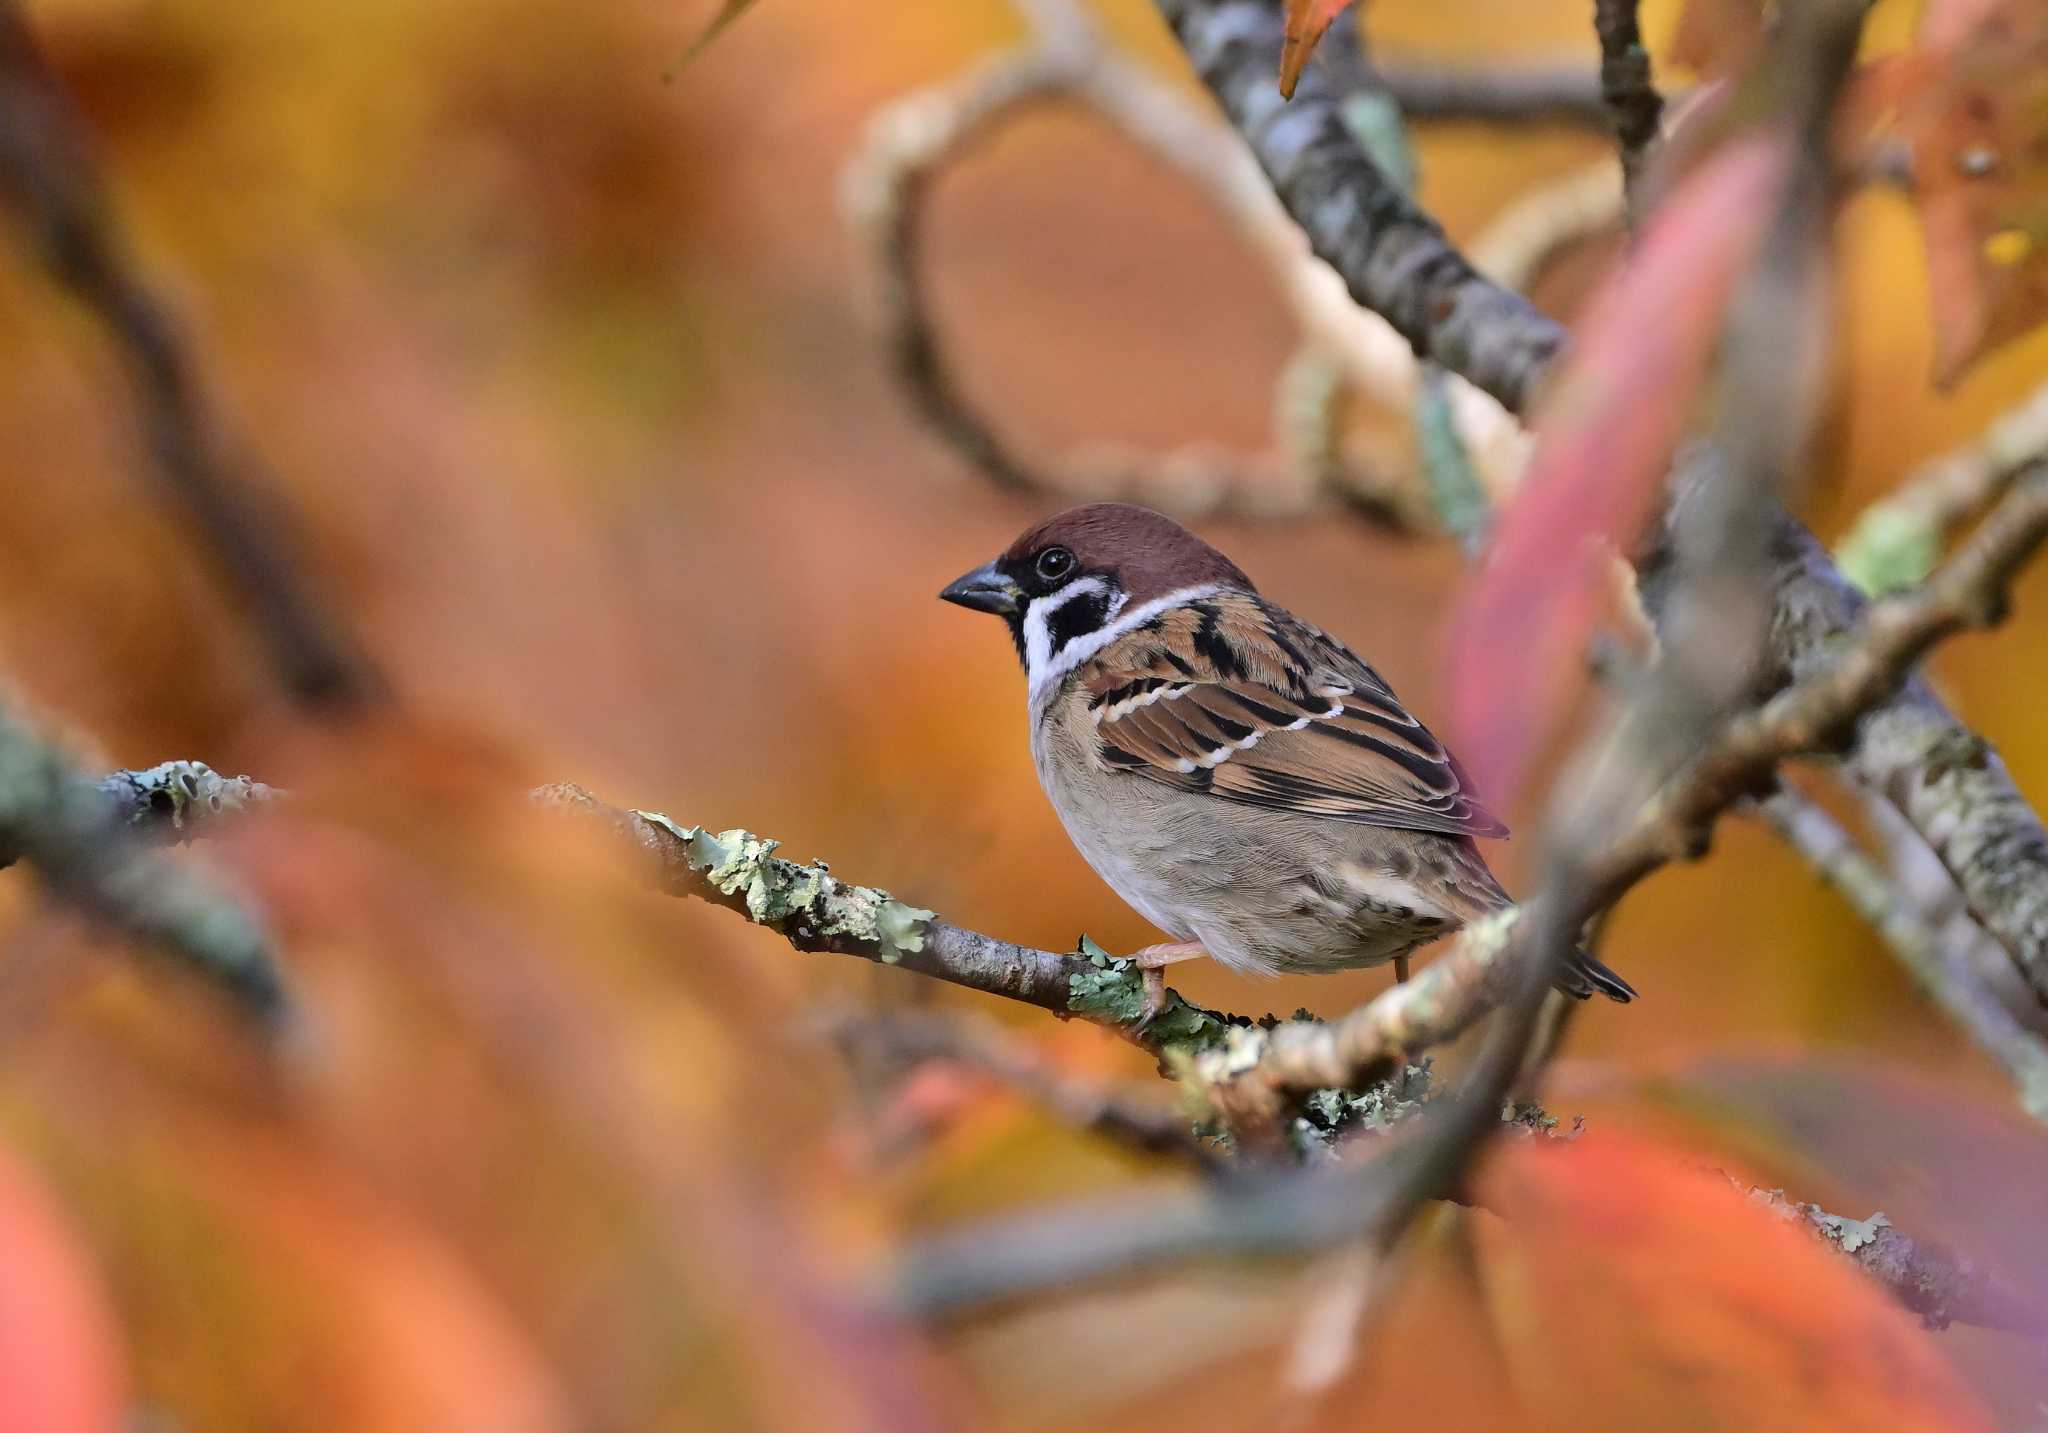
[939,502,1634,1009]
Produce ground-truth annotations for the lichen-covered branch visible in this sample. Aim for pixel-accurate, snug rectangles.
[1736,1181,2043,1333]
[533,783,1249,1058]
[0,709,288,1025]
[1154,0,1566,414]
[1836,378,2048,595]
[0,2,376,709]
[1211,459,2048,1115]
[1143,0,2048,1016]
[1760,488,2048,1006]
[95,762,283,847]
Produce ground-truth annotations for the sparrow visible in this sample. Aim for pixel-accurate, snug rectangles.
[939,502,1634,1007]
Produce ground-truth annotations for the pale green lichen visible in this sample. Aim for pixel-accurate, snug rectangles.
[1291,1060,1438,1157]
[1064,941,1237,1053]
[1816,1209,1890,1254]
[1837,504,1939,596]
[100,761,280,837]
[647,814,934,962]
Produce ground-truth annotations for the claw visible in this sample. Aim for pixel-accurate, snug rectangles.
[1126,942,1205,1033]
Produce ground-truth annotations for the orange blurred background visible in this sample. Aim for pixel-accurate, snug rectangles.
[0,0,2044,1426]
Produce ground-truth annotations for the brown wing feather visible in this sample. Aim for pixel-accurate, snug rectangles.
[1081,593,1508,839]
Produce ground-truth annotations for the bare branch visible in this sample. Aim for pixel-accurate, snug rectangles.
[1753,786,2048,1121]
[1592,0,1664,213]
[820,1008,1225,1170]
[0,2,377,709]
[1367,59,1610,128]
[841,5,1498,522]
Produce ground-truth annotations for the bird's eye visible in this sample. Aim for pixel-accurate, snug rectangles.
[1035,546,1075,582]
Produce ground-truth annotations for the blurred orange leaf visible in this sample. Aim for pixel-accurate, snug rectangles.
[1894,0,2048,385]
[1279,0,1356,99]
[0,1144,124,1433]
[1470,1129,1993,1430]
[1446,134,1792,808]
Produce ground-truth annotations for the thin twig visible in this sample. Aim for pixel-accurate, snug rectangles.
[1836,377,2048,595]
[1592,0,1665,216]
[0,2,377,710]
[1368,59,1612,128]
[1753,787,2048,1121]
[841,0,1517,519]
[819,1008,1225,1170]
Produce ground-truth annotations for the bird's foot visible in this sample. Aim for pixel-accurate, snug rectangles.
[1393,954,1411,985]
[1127,941,1207,1029]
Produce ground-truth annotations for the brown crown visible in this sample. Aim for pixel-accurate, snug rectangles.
[999,503,1255,602]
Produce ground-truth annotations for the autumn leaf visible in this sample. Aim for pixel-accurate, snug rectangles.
[1279,0,1357,99]
[1894,0,2048,385]
[1445,134,1793,810]
[0,1145,124,1433]
[1467,1129,1993,1430]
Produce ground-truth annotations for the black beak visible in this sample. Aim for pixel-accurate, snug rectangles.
[939,561,1022,616]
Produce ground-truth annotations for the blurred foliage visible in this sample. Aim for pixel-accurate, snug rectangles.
[0,0,2046,1427]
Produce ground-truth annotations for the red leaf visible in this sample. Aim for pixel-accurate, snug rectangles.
[1279,0,1358,99]
[1471,1129,1994,1430]
[1445,135,1793,809]
[1893,0,2048,385]
[0,1145,124,1433]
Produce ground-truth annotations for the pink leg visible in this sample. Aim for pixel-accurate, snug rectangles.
[1129,940,1208,970]
[1127,942,1208,1024]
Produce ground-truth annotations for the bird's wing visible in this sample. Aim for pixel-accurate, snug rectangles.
[1077,590,1508,839]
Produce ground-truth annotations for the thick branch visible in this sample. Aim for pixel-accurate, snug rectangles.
[1153,0,2048,1011]
[1761,498,2048,1005]
[1213,467,2048,1110]
[1154,0,1566,413]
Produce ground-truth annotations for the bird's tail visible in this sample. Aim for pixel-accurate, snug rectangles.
[1440,838,1637,1003]
[1556,947,1636,1003]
